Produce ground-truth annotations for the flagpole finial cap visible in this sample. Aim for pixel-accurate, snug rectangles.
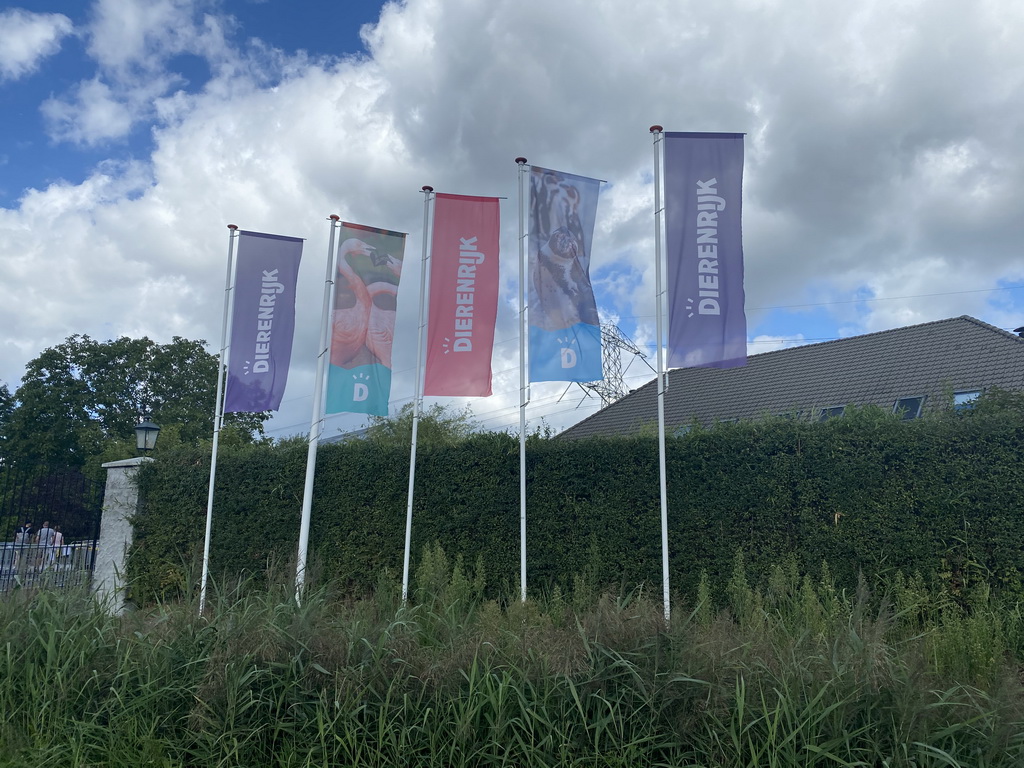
[328,214,340,221]
[227,224,238,230]
[515,156,527,165]
[422,185,433,192]
[650,125,663,133]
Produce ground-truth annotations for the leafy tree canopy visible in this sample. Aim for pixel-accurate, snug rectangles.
[0,381,12,428]
[1,335,267,468]
[362,403,479,447]
[0,381,12,457]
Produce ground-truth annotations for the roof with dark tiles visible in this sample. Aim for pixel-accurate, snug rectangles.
[559,316,1024,439]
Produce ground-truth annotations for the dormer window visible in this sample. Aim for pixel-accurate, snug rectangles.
[953,390,981,412]
[893,396,925,420]
[818,405,845,421]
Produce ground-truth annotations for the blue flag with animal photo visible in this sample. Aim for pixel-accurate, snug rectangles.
[528,166,603,382]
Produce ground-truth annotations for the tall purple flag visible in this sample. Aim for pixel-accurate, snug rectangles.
[224,230,304,412]
[664,132,746,368]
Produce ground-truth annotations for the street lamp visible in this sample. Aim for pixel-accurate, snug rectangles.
[134,413,161,454]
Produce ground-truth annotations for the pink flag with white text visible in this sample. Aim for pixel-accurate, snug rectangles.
[424,193,500,396]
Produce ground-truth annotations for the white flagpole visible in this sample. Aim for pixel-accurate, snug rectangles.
[402,186,435,603]
[295,215,342,604]
[651,125,671,624]
[516,156,529,603]
[199,224,239,616]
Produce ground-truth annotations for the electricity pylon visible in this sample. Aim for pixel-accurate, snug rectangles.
[581,323,647,408]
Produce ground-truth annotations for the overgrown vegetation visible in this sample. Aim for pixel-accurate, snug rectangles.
[3,549,1024,767]
[131,393,1024,606]
[0,334,268,478]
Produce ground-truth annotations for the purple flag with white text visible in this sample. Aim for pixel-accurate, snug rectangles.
[664,132,746,369]
[224,230,303,412]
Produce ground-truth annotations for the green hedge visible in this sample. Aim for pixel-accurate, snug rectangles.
[128,404,1024,604]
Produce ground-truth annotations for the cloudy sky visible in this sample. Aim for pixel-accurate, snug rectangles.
[2,0,1023,440]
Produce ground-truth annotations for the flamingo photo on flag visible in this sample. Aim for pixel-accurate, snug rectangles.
[527,167,603,382]
[325,222,406,416]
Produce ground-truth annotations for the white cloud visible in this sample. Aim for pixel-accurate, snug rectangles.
[40,79,138,145]
[87,0,224,75]
[0,9,73,81]
[41,0,244,144]
[4,0,1024,439]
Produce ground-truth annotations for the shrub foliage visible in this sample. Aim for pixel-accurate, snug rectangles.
[129,401,1024,604]
[3,561,1024,767]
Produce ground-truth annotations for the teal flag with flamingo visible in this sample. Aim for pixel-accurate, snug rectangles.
[325,222,407,415]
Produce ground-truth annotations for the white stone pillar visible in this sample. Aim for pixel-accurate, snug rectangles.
[94,457,151,613]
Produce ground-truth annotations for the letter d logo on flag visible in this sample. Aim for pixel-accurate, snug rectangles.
[527,166,604,383]
[325,222,407,416]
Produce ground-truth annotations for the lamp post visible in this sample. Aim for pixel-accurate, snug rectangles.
[134,413,161,454]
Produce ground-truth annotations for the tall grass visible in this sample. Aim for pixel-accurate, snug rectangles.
[2,553,1023,767]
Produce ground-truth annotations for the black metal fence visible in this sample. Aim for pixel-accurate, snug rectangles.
[0,466,104,593]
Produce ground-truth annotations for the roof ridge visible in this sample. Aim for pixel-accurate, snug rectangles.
[557,373,659,437]
[557,314,1024,438]
[744,314,1022,361]
[957,314,1024,342]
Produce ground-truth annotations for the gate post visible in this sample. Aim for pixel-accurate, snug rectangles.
[94,457,151,613]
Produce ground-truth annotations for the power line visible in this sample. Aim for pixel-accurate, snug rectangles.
[618,284,1023,324]
[748,285,1023,311]
[264,281,1024,437]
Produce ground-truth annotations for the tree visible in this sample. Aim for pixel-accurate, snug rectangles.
[0,381,12,429]
[1,335,267,468]
[0,382,12,460]
[362,403,479,447]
